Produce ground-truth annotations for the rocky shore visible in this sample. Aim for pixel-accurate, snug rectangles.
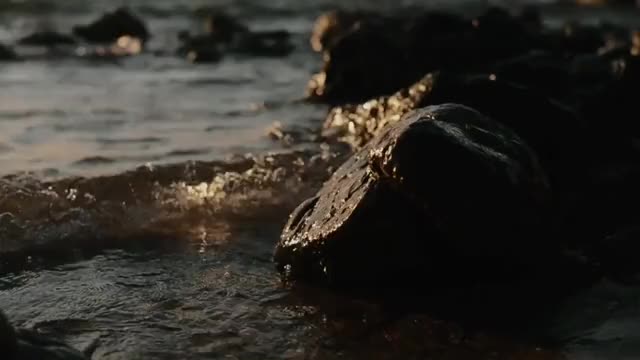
[276,4,640,311]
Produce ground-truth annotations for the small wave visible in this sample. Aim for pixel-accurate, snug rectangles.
[0,146,346,274]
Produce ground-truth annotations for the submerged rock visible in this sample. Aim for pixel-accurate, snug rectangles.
[1,311,87,360]
[0,44,18,61]
[72,7,150,45]
[18,31,77,47]
[275,104,559,291]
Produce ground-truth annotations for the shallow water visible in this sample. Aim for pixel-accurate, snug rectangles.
[1,0,640,358]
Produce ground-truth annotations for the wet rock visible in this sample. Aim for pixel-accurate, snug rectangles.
[561,140,640,252]
[549,21,630,55]
[0,44,18,61]
[489,51,573,98]
[0,311,17,358]
[469,7,542,60]
[72,7,150,45]
[591,226,640,284]
[18,31,77,47]
[178,11,294,61]
[1,311,88,360]
[204,11,250,44]
[306,19,411,105]
[323,72,586,191]
[306,7,548,104]
[275,104,556,290]
[177,32,223,62]
[305,6,640,105]
[310,10,377,52]
[186,46,223,64]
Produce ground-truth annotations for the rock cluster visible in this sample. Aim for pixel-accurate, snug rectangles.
[276,6,640,294]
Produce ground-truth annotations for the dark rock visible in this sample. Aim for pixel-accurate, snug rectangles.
[72,7,150,44]
[470,7,541,60]
[591,225,640,284]
[518,5,543,33]
[306,8,549,104]
[306,19,411,105]
[323,72,587,192]
[176,32,223,62]
[275,104,558,291]
[310,10,377,52]
[0,311,17,358]
[178,11,294,60]
[18,31,77,47]
[304,7,639,105]
[548,22,630,55]
[561,139,640,251]
[0,44,18,61]
[489,51,574,99]
[579,53,640,137]
[186,46,223,63]
[204,11,249,44]
[1,311,88,360]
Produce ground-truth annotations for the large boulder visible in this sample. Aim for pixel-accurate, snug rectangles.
[275,104,561,291]
[72,7,150,44]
